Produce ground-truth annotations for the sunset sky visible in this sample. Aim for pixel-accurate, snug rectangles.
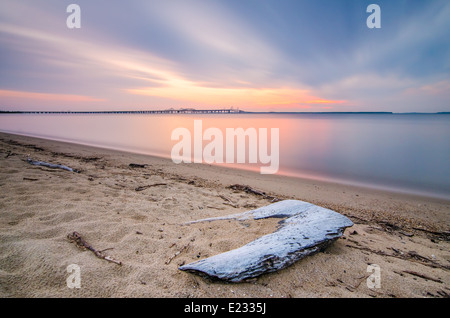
[0,0,449,112]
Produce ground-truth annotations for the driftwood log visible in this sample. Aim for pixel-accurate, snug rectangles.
[27,158,80,173]
[179,200,353,282]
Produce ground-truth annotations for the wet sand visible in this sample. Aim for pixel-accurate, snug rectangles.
[0,132,449,298]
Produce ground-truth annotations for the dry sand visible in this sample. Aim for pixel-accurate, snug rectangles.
[0,132,449,298]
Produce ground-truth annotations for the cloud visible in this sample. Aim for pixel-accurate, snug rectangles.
[412,80,450,96]
[0,18,179,104]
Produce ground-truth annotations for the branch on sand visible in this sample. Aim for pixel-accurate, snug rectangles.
[346,244,450,270]
[227,184,280,202]
[218,195,239,208]
[67,231,122,265]
[165,243,190,265]
[135,183,167,191]
[403,270,443,283]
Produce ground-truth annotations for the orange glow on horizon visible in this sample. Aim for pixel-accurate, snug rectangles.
[305,99,346,104]
[128,82,347,110]
[0,89,105,103]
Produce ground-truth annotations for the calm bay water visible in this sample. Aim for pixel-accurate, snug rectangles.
[1,113,449,200]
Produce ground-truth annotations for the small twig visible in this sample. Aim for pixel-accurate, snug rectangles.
[23,177,39,181]
[5,151,16,159]
[353,273,372,289]
[227,184,281,202]
[228,184,265,196]
[98,247,115,253]
[165,243,190,265]
[135,183,167,191]
[206,206,225,210]
[67,232,122,265]
[403,270,443,283]
[129,163,147,168]
[219,195,239,208]
[346,244,450,270]
[412,227,450,241]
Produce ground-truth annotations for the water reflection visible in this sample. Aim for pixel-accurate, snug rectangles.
[0,113,449,199]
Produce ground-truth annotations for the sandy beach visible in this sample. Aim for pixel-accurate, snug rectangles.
[0,131,448,298]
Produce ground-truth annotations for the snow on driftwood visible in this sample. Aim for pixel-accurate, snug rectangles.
[179,200,353,282]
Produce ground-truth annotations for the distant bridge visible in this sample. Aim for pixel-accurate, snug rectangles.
[7,108,243,115]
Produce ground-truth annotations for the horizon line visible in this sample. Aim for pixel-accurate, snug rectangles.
[1,109,449,115]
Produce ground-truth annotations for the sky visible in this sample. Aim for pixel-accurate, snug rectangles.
[0,0,449,112]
